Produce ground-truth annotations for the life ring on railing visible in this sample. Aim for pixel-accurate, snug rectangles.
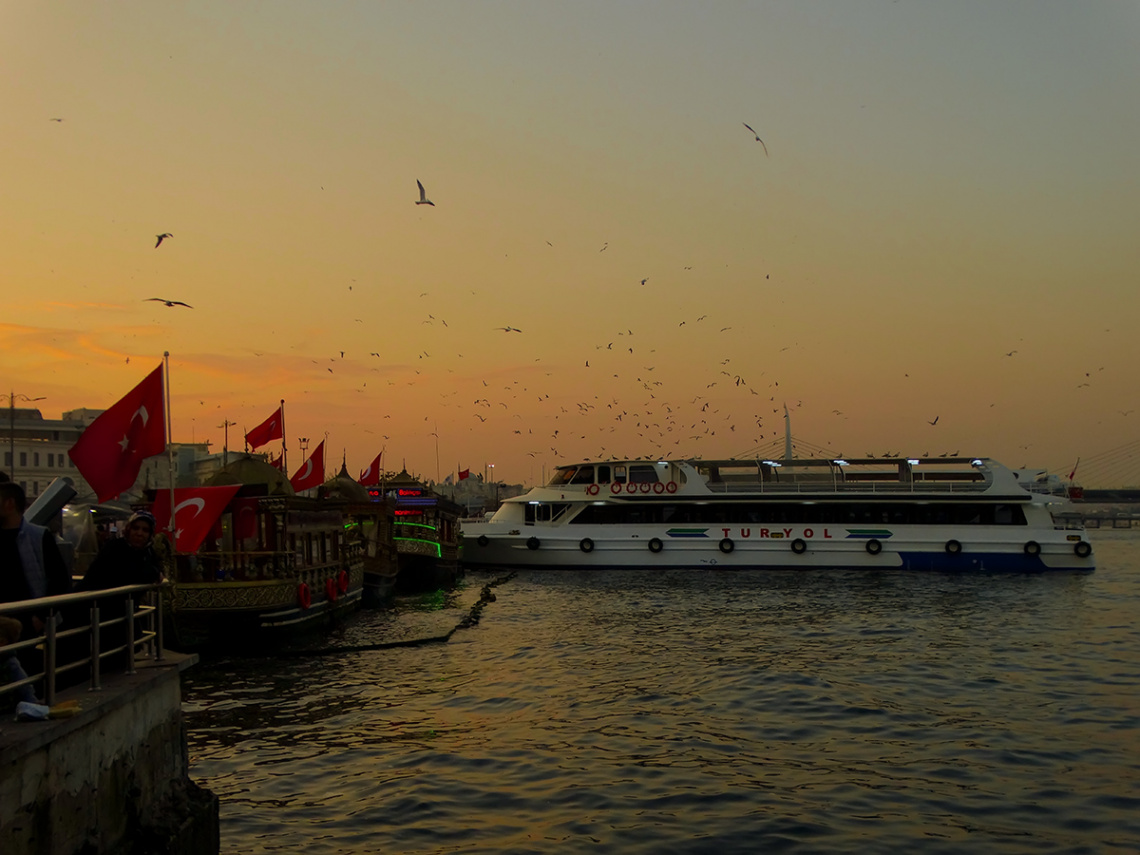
[586,484,599,496]
[719,537,735,554]
[865,539,882,556]
[527,537,541,550]
[1074,541,1092,558]
[653,482,665,494]
[611,482,623,495]
[338,569,349,593]
[648,537,663,553]
[298,583,312,610]
[945,539,963,555]
[325,577,338,603]
[791,538,807,554]
[477,535,489,547]
[626,482,637,494]
[665,481,678,494]
[1023,541,1041,557]
[579,538,594,553]
[639,482,651,493]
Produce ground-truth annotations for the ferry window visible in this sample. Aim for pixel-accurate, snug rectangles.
[548,468,575,486]
[569,467,595,485]
[629,465,659,484]
[614,465,627,484]
[597,465,611,484]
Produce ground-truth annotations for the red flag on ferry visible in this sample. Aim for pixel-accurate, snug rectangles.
[358,453,382,485]
[290,440,325,492]
[245,406,283,450]
[458,468,470,481]
[68,364,166,502]
[268,451,284,471]
[151,485,241,553]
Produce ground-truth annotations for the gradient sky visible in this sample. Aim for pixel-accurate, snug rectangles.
[3,2,1138,487]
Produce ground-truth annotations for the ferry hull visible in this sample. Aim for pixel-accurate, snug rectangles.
[461,528,1094,572]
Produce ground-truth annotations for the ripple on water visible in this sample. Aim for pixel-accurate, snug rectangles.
[186,546,1140,854]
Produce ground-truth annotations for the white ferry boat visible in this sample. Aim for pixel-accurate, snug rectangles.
[461,457,1094,571]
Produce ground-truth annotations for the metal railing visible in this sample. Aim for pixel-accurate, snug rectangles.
[0,583,165,707]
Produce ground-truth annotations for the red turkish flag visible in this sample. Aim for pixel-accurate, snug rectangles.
[268,451,284,471]
[458,468,470,481]
[151,485,241,553]
[290,440,325,492]
[245,406,283,450]
[68,364,166,502]
[358,452,382,485]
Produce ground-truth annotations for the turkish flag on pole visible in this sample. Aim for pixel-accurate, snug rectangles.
[458,468,470,481]
[268,451,284,471]
[151,485,241,553]
[290,440,325,492]
[68,364,167,502]
[245,406,284,450]
[358,452,382,485]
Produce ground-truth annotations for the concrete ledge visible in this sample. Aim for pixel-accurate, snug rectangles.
[1,651,217,855]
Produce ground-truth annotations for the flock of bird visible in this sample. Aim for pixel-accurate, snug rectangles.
[71,114,1105,475]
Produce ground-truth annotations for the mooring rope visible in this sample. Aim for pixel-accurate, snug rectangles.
[278,572,517,658]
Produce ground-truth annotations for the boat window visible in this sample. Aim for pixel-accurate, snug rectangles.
[568,500,1028,526]
[569,467,595,485]
[597,465,611,484]
[548,468,576,486]
[525,502,573,524]
[629,464,659,484]
[613,465,627,484]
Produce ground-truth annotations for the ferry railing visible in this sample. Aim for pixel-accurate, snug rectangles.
[704,479,988,495]
[0,582,165,708]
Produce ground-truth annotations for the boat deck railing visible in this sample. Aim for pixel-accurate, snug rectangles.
[0,583,165,708]
[703,478,991,495]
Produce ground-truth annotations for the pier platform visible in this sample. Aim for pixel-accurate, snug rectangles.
[1,651,218,855]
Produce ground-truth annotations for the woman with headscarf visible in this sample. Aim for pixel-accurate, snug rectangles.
[76,510,164,592]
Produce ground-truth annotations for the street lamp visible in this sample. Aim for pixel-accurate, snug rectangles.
[7,391,47,484]
[298,437,310,456]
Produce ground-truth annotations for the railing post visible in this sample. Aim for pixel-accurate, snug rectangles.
[125,595,136,674]
[154,587,165,661]
[45,609,57,706]
[90,602,101,691]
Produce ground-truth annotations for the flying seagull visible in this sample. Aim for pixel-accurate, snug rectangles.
[415,180,434,206]
[49,118,64,122]
[145,298,192,308]
[742,123,769,156]
[927,416,939,426]
[494,326,522,333]
[155,233,173,248]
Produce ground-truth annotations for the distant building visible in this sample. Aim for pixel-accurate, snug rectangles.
[1,408,92,501]
[1,406,219,503]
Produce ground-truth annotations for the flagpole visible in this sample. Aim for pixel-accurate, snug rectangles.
[163,352,175,540]
[280,399,287,476]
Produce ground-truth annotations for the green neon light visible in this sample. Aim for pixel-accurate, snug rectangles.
[396,522,438,531]
[393,536,442,558]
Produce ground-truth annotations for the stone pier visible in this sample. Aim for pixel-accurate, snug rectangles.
[0,652,218,855]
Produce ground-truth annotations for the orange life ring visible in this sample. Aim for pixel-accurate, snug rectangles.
[665,481,678,493]
[610,482,622,494]
[298,583,312,610]
[626,482,637,494]
[337,569,349,594]
[653,482,665,494]
[325,577,338,602]
[586,484,599,496]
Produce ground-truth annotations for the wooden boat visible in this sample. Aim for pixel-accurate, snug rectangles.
[159,456,395,650]
[379,469,463,591]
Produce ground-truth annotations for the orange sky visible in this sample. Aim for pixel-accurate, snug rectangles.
[3,2,1139,486]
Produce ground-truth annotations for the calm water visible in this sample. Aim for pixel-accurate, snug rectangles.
[184,531,1140,854]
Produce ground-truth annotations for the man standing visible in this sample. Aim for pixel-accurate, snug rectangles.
[0,482,71,640]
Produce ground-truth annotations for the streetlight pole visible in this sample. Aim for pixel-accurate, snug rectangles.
[7,391,46,484]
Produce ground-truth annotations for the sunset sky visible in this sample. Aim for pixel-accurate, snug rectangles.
[3,2,1138,487]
